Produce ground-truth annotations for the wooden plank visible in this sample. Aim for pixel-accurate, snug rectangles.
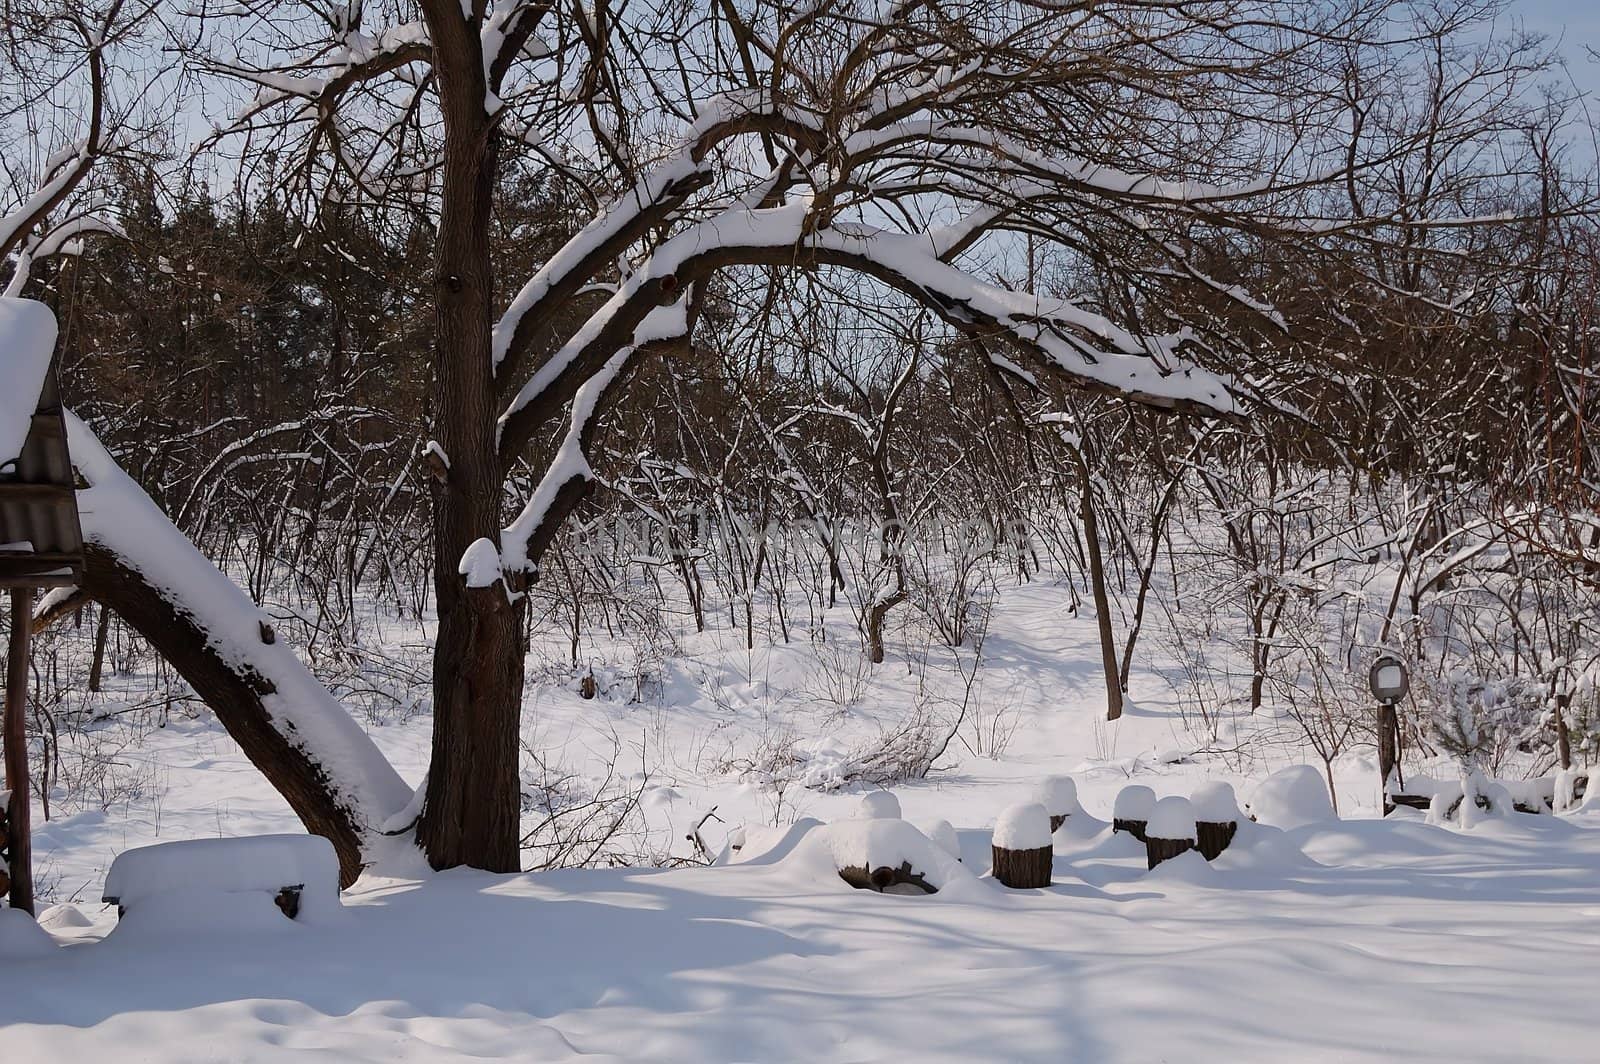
[5,587,33,914]
[0,482,75,500]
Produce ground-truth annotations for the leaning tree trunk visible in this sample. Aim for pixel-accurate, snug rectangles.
[43,414,413,888]
[413,1,525,874]
[69,547,377,885]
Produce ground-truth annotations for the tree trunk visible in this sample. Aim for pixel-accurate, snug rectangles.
[88,603,110,692]
[1072,448,1123,720]
[1553,692,1572,771]
[413,4,525,874]
[57,546,375,885]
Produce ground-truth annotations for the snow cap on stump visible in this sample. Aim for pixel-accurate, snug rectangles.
[855,790,902,820]
[1113,784,1156,822]
[1191,781,1242,823]
[1034,775,1081,818]
[1148,796,1196,841]
[993,802,1052,851]
[1248,765,1336,829]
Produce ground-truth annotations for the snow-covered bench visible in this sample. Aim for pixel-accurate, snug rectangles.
[102,834,340,921]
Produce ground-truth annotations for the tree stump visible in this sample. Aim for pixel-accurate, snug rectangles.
[1113,818,1148,842]
[1146,796,1198,870]
[991,802,1053,888]
[1146,836,1195,870]
[991,843,1053,889]
[1195,820,1237,861]
[1035,776,1079,833]
[1113,785,1156,843]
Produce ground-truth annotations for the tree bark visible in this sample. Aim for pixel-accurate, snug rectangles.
[88,602,109,692]
[1146,835,1195,870]
[1070,445,1123,720]
[1195,821,1237,861]
[413,1,525,874]
[990,843,1052,889]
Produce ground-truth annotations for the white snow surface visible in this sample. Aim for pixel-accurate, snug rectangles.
[992,802,1052,850]
[854,790,902,820]
[1147,796,1197,840]
[0,298,56,468]
[8,579,1600,1060]
[1191,780,1243,823]
[102,834,340,917]
[1034,774,1080,816]
[1248,765,1338,829]
[0,910,56,959]
[920,818,961,861]
[1113,784,1156,821]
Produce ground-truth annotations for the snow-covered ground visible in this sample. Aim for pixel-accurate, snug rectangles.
[5,580,1597,1060]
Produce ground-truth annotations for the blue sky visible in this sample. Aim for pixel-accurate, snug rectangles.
[1515,0,1598,95]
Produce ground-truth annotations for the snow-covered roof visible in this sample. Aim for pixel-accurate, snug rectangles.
[0,298,57,471]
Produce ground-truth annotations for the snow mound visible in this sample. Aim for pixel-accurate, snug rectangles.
[993,802,1051,850]
[920,819,961,861]
[1034,775,1081,816]
[1430,771,1517,828]
[108,886,303,945]
[1144,847,1212,884]
[777,818,978,898]
[729,819,823,865]
[38,903,94,931]
[1248,766,1336,829]
[1210,824,1316,873]
[1113,784,1156,821]
[1191,781,1243,823]
[0,909,57,958]
[103,833,342,921]
[1554,769,1584,812]
[854,790,902,820]
[1148,796,1196,841]
[0,298,56,469]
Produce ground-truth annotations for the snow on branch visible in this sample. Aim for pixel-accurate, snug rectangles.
[62,410,414,833]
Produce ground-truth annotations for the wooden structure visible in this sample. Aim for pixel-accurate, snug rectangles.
[0,353,83,915]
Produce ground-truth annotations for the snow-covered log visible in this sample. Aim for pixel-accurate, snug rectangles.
[42,413,412,886]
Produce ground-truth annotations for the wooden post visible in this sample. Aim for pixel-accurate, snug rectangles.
[5,587,33,914]
[1378,700,1398,816]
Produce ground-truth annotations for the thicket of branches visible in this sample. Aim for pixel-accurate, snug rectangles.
[4,0,1599,872]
